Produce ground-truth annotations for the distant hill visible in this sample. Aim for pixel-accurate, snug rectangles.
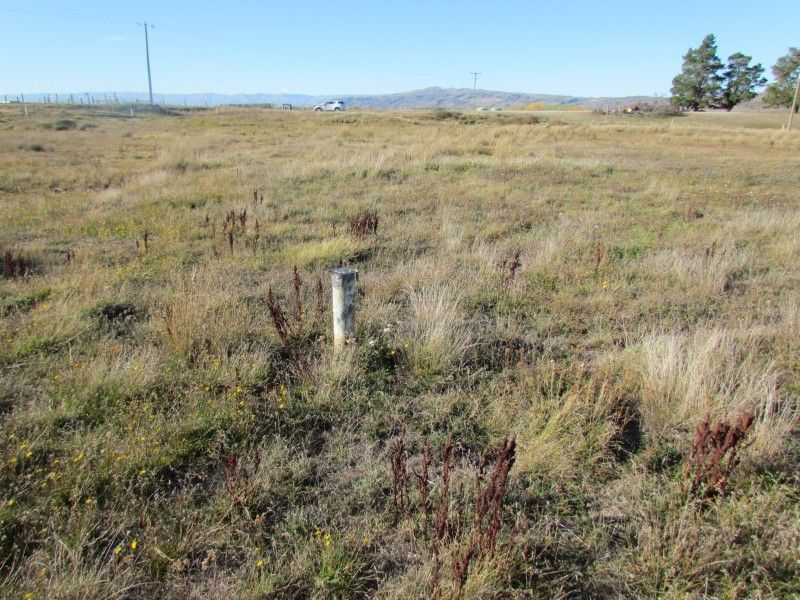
[9,87,663,110]
[337,87,658,110]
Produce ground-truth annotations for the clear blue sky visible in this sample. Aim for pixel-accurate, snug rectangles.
[1,0,797,97]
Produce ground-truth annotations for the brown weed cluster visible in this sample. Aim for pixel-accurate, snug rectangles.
[203,207,261,256]
[471,436,516,558]
[264,266,327,381]
[349,210,379,236]
[390,437,410,519]
[2,249,30,278]
[390,435,517,598]
[266,287,311,380]
[450,437,516,598]
[498,251,521,288]
[224,451,262,509]
[685,411,755,500]
[135,229,150,254]
[593,239,609,275]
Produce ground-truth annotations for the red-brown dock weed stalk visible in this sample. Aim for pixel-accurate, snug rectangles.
[390,436,410,521]
[266,287,313,381]
[388,435,516,598]
[472,436,516,557]
[349,211,379,236]
[2,250,31,278]
[499,251,522,289]
[224,450,261,509]
[684,411,754,500]
[429,436,454,599]
[292,266,304,323]
[414,442,432,536]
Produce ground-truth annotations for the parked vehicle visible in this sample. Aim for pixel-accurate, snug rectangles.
[314,100,344,112]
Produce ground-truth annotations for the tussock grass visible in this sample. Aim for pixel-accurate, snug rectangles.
[1,104,798,597]
[639,328,795,458]
[509,361,620,479]
[402,286,471,377]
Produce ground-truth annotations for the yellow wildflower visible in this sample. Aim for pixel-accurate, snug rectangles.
[114,545,123,555]
[130,539,138,551]
[256,559,265,569]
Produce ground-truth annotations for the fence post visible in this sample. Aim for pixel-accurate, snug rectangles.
[330,268,357,350]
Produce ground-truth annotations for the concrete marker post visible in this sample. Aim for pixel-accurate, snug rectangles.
[330,268,357,350]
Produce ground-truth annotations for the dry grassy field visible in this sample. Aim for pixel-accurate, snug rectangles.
[1,104,799,598]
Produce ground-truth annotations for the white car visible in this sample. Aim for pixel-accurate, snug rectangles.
[314,100,344,112]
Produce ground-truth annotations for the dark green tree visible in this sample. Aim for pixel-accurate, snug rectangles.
[717,53,766,111]
[763,48,800,111]
[671,34,723,111]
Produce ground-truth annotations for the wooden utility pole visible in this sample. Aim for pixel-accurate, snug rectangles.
[470,72,481,111]
[139,22,155,105]
[787,76,800,131]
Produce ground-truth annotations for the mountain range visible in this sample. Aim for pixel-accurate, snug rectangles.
[8,87,661,110]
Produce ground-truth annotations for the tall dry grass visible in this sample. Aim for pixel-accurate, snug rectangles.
[402,286,472,377]
[639,328,796,458]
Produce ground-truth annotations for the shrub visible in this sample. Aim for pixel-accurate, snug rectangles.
[54,119,78,130]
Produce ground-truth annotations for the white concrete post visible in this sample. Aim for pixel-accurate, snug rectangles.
[330,268,357,350]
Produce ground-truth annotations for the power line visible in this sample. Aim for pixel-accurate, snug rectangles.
[470,72,481,110]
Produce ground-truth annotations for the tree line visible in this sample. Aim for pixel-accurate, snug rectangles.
[671,35,799,112]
